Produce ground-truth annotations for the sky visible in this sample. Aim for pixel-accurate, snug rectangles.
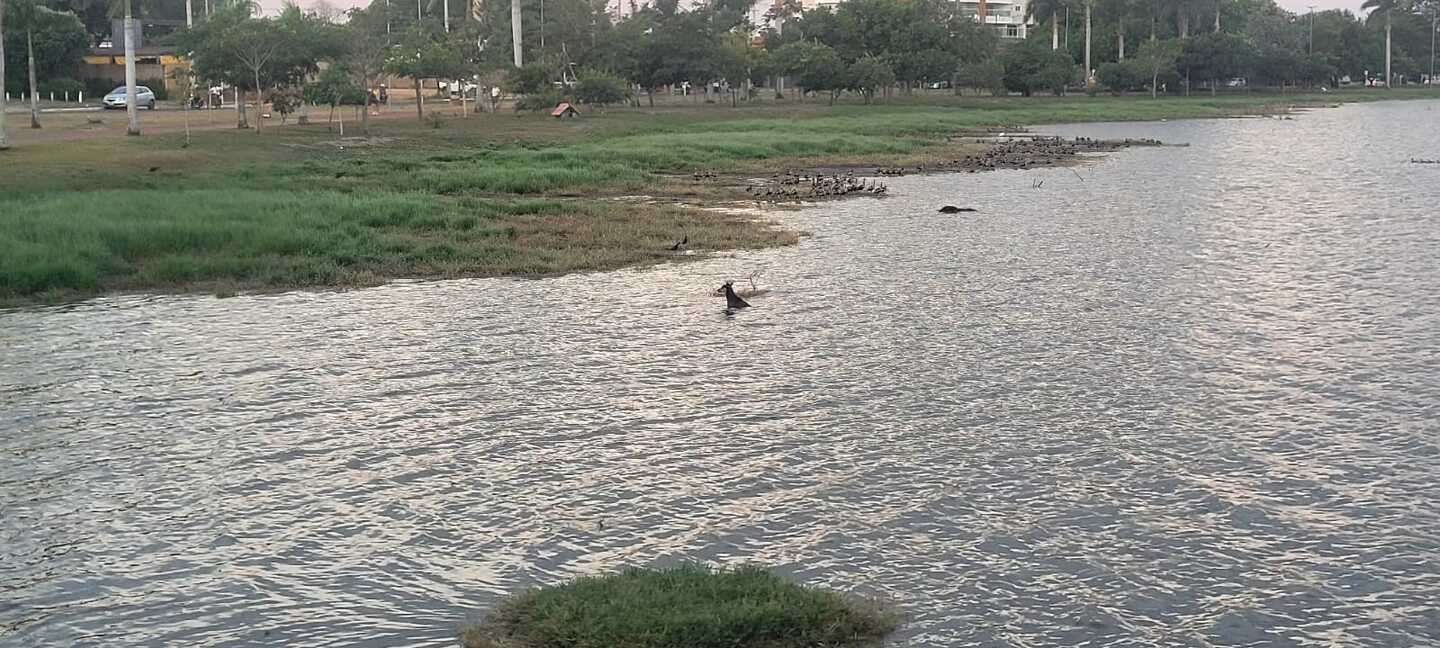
[257,0,1370,21]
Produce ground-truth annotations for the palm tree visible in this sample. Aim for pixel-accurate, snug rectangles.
[1362,0,1401,87]
[1084,0,1093,77]
[1025,0,1065,50]
[511,0,522,66]
[112,0,142,134]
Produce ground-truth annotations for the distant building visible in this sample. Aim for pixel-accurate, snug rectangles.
[82,19,188,94]
[750,0,1029,40]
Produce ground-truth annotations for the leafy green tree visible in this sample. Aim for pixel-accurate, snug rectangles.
[574,68,629,105]
[849,54,894,103]
[4,3,87,129]
[1135,36,1181,95]
[1180,30,1256,92]
[389,27,468,121]
[772,39,845,102]
[1003,40,1077,95]
[956,57,1006,95]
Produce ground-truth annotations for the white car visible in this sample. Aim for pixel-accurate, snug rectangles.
[103,85,157,110]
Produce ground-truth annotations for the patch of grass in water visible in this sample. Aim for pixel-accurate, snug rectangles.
[461,564,900,648]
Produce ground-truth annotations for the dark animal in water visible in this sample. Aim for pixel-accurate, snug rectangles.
[938,206,977,213]
[670,235,688,251]
[721,282,750,309]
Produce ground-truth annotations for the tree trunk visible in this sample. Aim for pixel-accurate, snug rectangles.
[362,74,372,134]
[254,69,264,132]
[1118,21,1125,61]
[1152,71,1159,97]
[647,88,654,106]
[1051,11,1059,50]
[1084,0,1092,77]
[0,0,8,151]
[186,0,193,27]
[511,0,523,67]
[416,77,424,120]
[28,30,41,129]
[1178,12,1189,38]
[236,86,247,128]
[1214,0,1220,32]
[123,6,140,136]
[1384,11,1392,88]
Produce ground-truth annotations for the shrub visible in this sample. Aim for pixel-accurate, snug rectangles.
[575,70,631,106]
[1002,42,1076,96]
[1097,61,1146,94]
[40,78,85,98]
[515,89,567,113]
[508,62,555,95]
[140,79,169,100]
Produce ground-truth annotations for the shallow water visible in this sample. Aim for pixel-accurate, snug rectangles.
[4,100,1440,648]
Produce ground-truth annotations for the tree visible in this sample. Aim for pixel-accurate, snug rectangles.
[1181,31,1256,92]
[772,39,845,102]
[7,0,42,128]
[849,54,894,103]
[1362,0,1402,87]
[389,27,468,121]
[222,17,286,132]
[1026,0,1067,50]
[1135,37,1180,95]
[956,57,1006,94]
[574,68,629,105]
[114,0,142,134]
[340,6,391,135]
[1003,39,1077,95]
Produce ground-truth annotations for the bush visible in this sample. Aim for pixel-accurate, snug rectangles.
[40,78,85,99]
[508,62,555,95]
[140,79,169,100]
[83,77,115,100]
[515,89,566,113]
[461,564,900,648]
[575,70,631,106]
[1097,61,1146,93]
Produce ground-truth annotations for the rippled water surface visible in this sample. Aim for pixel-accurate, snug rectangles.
[5,100,1440,648]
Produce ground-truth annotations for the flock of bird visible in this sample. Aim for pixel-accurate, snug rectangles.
[1411,158,1438,164]
[744,173,888,199]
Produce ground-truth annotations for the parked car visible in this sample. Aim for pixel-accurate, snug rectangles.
[103,86,157,110]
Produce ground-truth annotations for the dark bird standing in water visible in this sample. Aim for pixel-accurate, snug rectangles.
[670,235,688,251]
[938,205,977,214]
[721,282,750,310]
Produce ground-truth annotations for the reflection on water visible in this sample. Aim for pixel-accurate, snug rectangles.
[4,100,1440,648]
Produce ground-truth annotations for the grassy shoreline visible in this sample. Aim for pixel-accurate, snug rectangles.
[3,90,1437,307]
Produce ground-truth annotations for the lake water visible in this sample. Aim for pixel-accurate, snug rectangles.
[4,100,1440,648]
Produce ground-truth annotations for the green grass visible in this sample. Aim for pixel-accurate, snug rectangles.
[3,89,1438,305]
[0,189,795,305]
[461,564,900,648]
